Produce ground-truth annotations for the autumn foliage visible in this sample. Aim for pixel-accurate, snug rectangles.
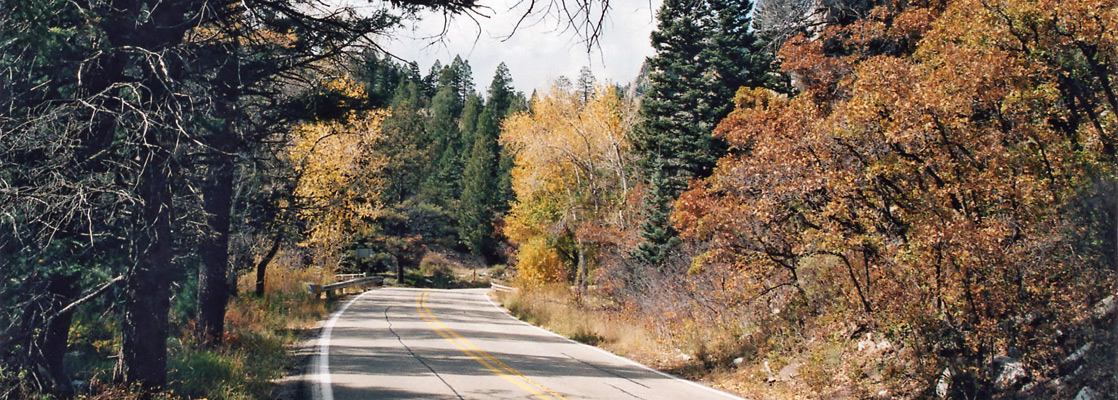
[501,83,637,288]
[499,0,1116,398]
[288,79,387,266]
[673,0,1117,395]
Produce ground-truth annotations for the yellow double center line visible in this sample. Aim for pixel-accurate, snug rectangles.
[416,291,567,400]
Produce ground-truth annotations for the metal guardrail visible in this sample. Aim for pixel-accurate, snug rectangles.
[308,276,384,298]
[490,283,518,293]
[334,273,365,280]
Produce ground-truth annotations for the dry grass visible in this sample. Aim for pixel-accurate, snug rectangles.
[407,250,489,288]
[496,285,668,365]
[77,257,330,400]
[494,271,922,400]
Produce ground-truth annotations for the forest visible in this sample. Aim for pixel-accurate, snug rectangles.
[1,0,1116,398]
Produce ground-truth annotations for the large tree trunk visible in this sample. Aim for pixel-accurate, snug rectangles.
[40,273,79,397]
[120,145,175,390]
[197,152,236,345]
[109,1,194,388]
[196,43,245,345]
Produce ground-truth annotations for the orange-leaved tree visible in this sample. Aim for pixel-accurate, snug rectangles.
[675,0,1116,395]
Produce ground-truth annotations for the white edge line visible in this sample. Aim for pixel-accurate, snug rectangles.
[481,290,748,400]
[313,289,378,400]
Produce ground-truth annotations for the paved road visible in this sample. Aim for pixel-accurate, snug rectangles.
[311,287,743,400]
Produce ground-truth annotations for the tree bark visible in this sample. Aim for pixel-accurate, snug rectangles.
[255,234,282,297]
[197,151,236,345]
[104,0,194,390]
[40,273,79,397]
[395,255,404,285]
[575,237,588,291]
[120,148,175,390]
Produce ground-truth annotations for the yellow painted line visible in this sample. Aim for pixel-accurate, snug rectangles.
[415,292,553,399]
[422,293,568,400]
[421,292,567,398]
[416,291,567,400]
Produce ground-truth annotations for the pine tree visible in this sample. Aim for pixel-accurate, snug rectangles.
[632,157,682,267]
[379,80,427,203]
[421,60,443,98]
[631,0,776,266]
[356,50,405,108]
[576,66,596,104]
[459,92,483,147]
[458,63,517,258]
[459,127,499,256]
[441,55,475,101]
[419,60,472,204]
[635,0,776,192]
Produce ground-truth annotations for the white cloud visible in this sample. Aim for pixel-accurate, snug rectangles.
[378,0,662,94]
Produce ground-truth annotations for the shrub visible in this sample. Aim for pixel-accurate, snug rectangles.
[418,252,453,280]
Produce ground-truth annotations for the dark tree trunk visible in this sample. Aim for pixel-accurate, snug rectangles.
[12,273,83,397]
[120,140,175,390]
[40,274,79,397]
[197,152,236,345]
[255,234,282,297]
[196,39,244,345]
[395,256,404,284]
[108,1,194,389]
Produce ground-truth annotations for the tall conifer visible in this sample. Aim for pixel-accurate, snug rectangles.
[459,63,517,258]
[631,0,776,266]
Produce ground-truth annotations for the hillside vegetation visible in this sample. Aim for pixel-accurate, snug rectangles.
[499,0,1118,398]
[2,0,1115,398]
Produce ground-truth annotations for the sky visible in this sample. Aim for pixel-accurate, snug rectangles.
[376,0,664,94]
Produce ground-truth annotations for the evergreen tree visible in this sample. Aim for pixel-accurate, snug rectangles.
[496,91,529,211]
[632,157,682,267]
[427,85,464,154]
[379,80,428,203]
[484,62,515,114]
[421,60,443,98]
[631,0,776,266]
[459,92,484,147]
[576,66,596,104]
[458,63,517,258]
[356,50,405,108]
[634,0,774,193]
[459,127,499,256]
[406,62,423,85]
[441,55,476,101]
[420,63,469,204]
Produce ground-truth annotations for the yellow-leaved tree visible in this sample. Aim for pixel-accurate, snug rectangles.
[501,81,636,288]
[288,78,387,269]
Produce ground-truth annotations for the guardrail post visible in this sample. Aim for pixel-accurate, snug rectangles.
[307,283,320,298]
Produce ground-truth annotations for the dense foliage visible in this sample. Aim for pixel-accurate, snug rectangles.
[502,81,636,288]
[2,0,1115,398]
[631,0,782,268]
[501,0,1117,398]
[677,0,1118,392]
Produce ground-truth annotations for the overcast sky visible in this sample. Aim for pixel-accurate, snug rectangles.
[376,0,663,94]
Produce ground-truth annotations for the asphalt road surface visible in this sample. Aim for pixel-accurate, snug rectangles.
[311,287,743,400]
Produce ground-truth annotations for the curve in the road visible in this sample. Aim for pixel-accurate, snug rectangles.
[313,288,746,400]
